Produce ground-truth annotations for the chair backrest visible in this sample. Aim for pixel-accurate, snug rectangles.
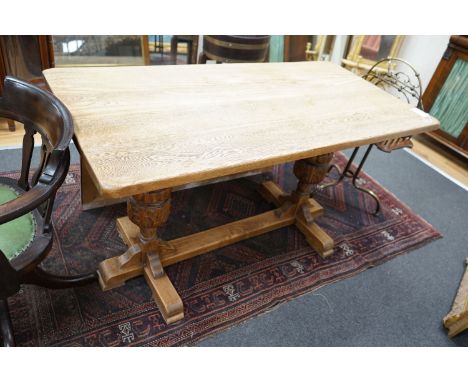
[201,35,271,63]
[0,76,73,225]
[362,57,424,110]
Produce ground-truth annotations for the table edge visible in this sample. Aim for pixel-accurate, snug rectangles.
[83,121,439,200]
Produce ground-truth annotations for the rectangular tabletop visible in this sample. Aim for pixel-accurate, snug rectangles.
[43,62,439,199]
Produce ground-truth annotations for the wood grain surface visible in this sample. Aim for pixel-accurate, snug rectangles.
[43,62,439,199]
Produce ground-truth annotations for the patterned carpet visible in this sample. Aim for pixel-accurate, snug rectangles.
[5,152,441,346]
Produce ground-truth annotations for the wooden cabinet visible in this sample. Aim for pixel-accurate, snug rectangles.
[422,36,468,158]
[0,36,54,131]
[283,36,311,62]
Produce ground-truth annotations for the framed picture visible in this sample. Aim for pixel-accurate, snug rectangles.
[346,35,404,66]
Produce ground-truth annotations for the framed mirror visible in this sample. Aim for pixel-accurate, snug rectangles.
[52,35,150,67]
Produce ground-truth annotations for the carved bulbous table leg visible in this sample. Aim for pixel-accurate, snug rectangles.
[98,189,184,324]
[128,190,171,279]
[129,190,183,324]
[292,154,334,200]
[292,154,335,257]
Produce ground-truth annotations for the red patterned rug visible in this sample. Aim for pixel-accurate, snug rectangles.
[5,152,441,346]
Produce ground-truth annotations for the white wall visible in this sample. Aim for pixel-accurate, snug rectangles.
[330,36,350,65]
[398,35,450,91]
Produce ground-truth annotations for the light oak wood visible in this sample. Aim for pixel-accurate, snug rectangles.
[295,218,334,258]
[98,152,337,324]
[258,175,334,258]
[97,244,142,291]
[99,178,334,324]
[98,187,187,324]
[80,159,272,210]
[114,206,296,269]
[1,120,455,186]
[143,266,184,324]
[43,62,439,200]
[443,258,468,337]
[80,156,123,210]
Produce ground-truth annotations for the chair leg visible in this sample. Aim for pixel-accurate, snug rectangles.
[0,299,15,347]
[170,36,178,64]
[351,144,381,215]
[7,119,16,132]
[198,52,208,64]
[23,267,97,289]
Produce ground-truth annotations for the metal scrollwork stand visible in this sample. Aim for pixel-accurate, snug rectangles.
[320,58,424,215]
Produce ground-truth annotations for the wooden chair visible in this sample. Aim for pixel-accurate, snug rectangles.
[0,76,97,347]
[320,58,424,214]
[198,35,270,64]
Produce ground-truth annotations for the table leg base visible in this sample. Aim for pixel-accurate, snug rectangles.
[98,219,185,323]
[259,180,334,258]
[295,218,334,258]
[144,266,184,324]
[97,245,143,291]
[97,175,335,325]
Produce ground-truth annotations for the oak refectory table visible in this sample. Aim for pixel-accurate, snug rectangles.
[43,62,439,324]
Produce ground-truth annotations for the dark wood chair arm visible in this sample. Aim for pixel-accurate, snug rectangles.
[0,184,51,224]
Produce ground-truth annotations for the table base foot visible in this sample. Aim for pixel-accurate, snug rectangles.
[258,180,333,258]
[97,245,143,291]
[144,266,184,324]
[295,218,334,258]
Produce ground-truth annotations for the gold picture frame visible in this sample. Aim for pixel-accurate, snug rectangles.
[346,35,404,66]
[305,35,336,61]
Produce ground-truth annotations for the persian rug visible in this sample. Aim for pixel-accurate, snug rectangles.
[5,152,441,346]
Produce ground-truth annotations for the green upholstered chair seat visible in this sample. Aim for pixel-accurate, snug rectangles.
[0,183,36,261]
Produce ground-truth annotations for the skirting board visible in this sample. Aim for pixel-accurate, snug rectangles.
[403,148,468,192]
